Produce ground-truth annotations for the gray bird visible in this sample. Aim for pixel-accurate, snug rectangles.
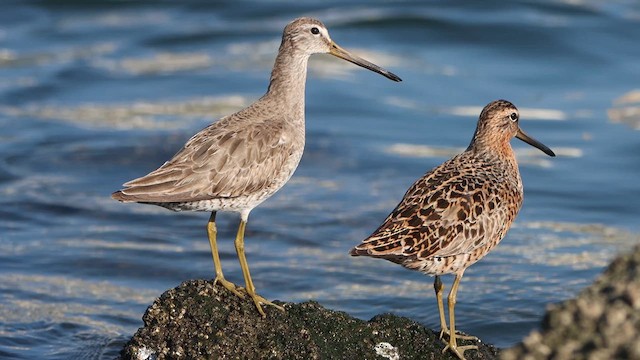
[113,17,401,317]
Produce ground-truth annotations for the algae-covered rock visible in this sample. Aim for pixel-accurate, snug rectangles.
[502,245,640,360]
[119,279,499,359]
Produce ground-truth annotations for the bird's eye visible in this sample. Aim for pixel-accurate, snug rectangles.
[510,112,518,121]
[310,27,320,35]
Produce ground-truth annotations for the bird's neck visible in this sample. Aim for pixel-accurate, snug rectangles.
[468,137,510,155]
[468,140,522,191]
[467,126,515,160]
[264,41,309,119]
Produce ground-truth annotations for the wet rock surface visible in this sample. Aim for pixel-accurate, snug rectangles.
[119,245,640,359]
[502,245,640,360]
[118,279,499,360]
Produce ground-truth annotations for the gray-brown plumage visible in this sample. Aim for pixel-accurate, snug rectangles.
[349,100,555,359]
[112,17,401,317]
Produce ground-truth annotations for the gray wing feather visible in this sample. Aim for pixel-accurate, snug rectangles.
[115,110,299,203]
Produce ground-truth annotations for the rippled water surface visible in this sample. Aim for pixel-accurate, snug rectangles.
[1,1,640,358]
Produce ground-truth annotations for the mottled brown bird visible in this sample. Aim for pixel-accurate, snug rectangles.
[350,100,555,359]
[113,17,401,317]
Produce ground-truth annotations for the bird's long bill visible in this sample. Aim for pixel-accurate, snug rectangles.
[329,42,402,82]
[516,128,556,157]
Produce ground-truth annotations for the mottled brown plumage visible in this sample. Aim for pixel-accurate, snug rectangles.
[350,100,555,359]
[112,17,401,317]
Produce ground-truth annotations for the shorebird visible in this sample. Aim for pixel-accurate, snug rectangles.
[112,17,401,317]
[349,100,555,359]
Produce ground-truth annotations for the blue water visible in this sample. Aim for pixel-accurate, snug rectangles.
[1,1,639,358]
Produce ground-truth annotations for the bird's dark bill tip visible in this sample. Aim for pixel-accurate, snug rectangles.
[328,43,402,83]
[386,71,402,82]
[516,128,556,157]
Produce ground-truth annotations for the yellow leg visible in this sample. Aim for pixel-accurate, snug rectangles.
[441,274,478,360]
[207,212,244,298]
[436,275,477,343]
[234,219,284,317]
[434,276,449,339]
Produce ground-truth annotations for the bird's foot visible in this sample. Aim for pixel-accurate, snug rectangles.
[439,329,479,360]
[213,276,245,299]
[440,328,479,341]
[442,342,478,360]
[248,291,285,317]
[438,327,449,340]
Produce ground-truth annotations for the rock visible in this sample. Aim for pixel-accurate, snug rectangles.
[502,245,640,360]
[118,279,499,360]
